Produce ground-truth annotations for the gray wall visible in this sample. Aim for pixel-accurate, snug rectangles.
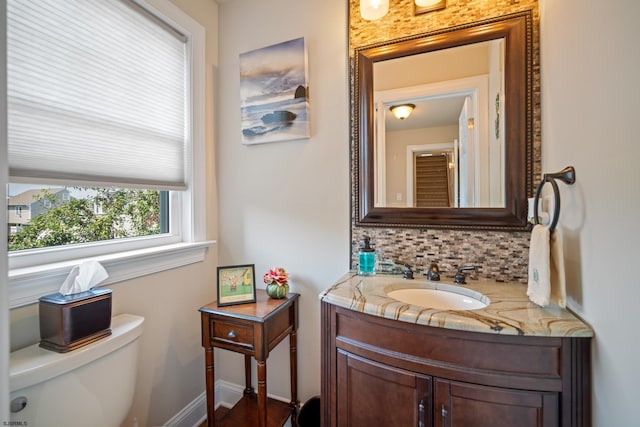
[215,0,350,404]
[539,1,640,425]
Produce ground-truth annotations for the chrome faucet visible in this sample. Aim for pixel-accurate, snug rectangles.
[453,265,476,284]
[426,263,440,281]
[403,264,414,279]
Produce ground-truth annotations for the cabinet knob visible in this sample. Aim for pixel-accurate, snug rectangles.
[419,399,425,427]
[227,330,237,339]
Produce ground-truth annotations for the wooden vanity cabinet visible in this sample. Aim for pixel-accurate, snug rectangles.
[337,350,432,426]
[321,302,590,427]
[434,379,559,427]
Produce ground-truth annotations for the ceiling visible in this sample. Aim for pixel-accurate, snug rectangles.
[385,96,466,132]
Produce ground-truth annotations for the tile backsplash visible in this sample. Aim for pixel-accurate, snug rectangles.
[352,227,530,283]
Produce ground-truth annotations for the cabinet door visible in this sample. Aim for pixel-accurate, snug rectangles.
[434,379,559,427]
[337,350,431,427]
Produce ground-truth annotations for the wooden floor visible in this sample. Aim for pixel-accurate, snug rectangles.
[199,406,230,426]
[200,405,297,426]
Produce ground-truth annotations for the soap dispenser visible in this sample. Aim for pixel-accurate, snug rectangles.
[358,237,376,276]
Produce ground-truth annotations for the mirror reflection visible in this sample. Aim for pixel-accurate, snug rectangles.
[373,39,505,208]
[355,11,533,229]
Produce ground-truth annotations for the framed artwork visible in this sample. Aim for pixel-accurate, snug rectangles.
[239,37,310,145]
[216,264,257,306]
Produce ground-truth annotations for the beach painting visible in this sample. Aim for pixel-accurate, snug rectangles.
[240,37,310,144]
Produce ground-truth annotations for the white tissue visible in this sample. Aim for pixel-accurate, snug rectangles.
[59,260,109,296]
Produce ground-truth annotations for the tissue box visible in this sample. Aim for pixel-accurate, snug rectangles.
[39,288,112,353]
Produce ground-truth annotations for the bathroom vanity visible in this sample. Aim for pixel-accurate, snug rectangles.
[320,273,592,427]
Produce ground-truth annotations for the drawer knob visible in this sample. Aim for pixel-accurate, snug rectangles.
[227,330,237,339]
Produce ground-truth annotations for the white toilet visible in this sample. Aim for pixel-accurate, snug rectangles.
[9,313,144,427]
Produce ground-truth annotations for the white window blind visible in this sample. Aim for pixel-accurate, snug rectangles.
[7,0,188,190]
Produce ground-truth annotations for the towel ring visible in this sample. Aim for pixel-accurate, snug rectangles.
[533,166,575,233]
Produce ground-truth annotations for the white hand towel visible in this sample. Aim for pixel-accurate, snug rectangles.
[549,227,566,308]
[527,224,551,306]
[527,224,567,307]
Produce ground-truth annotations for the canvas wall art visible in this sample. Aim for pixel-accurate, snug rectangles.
[239,37,310,144]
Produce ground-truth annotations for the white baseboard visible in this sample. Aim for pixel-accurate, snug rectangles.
[163,380,292,427]
[162,390,207,427]
[214,379,245,410]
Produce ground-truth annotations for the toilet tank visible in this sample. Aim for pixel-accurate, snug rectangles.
[9,314,144,427]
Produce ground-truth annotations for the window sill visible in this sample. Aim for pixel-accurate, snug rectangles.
[8,240,216,309]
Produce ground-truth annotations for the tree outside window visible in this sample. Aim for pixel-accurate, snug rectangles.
[8,187,167,252]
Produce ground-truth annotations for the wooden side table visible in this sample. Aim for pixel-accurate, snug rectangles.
[200,292,300,427]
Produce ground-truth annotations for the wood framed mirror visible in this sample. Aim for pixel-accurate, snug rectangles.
[355,11,533,230]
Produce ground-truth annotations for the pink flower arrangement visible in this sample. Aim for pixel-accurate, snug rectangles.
[263,267,289,287]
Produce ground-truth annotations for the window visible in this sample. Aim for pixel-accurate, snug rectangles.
[8,185,169,252]
[6,0,208,308]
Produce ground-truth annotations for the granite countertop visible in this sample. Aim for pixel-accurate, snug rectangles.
[319,272,593,337]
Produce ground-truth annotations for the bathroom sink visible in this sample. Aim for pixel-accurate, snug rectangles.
[386,286,488,310]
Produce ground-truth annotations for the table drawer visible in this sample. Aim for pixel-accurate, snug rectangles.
[211,318,254,350]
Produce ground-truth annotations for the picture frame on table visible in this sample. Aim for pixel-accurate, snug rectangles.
[216,264,256,306]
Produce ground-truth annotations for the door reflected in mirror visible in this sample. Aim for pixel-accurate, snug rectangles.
[374,39,505,209]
